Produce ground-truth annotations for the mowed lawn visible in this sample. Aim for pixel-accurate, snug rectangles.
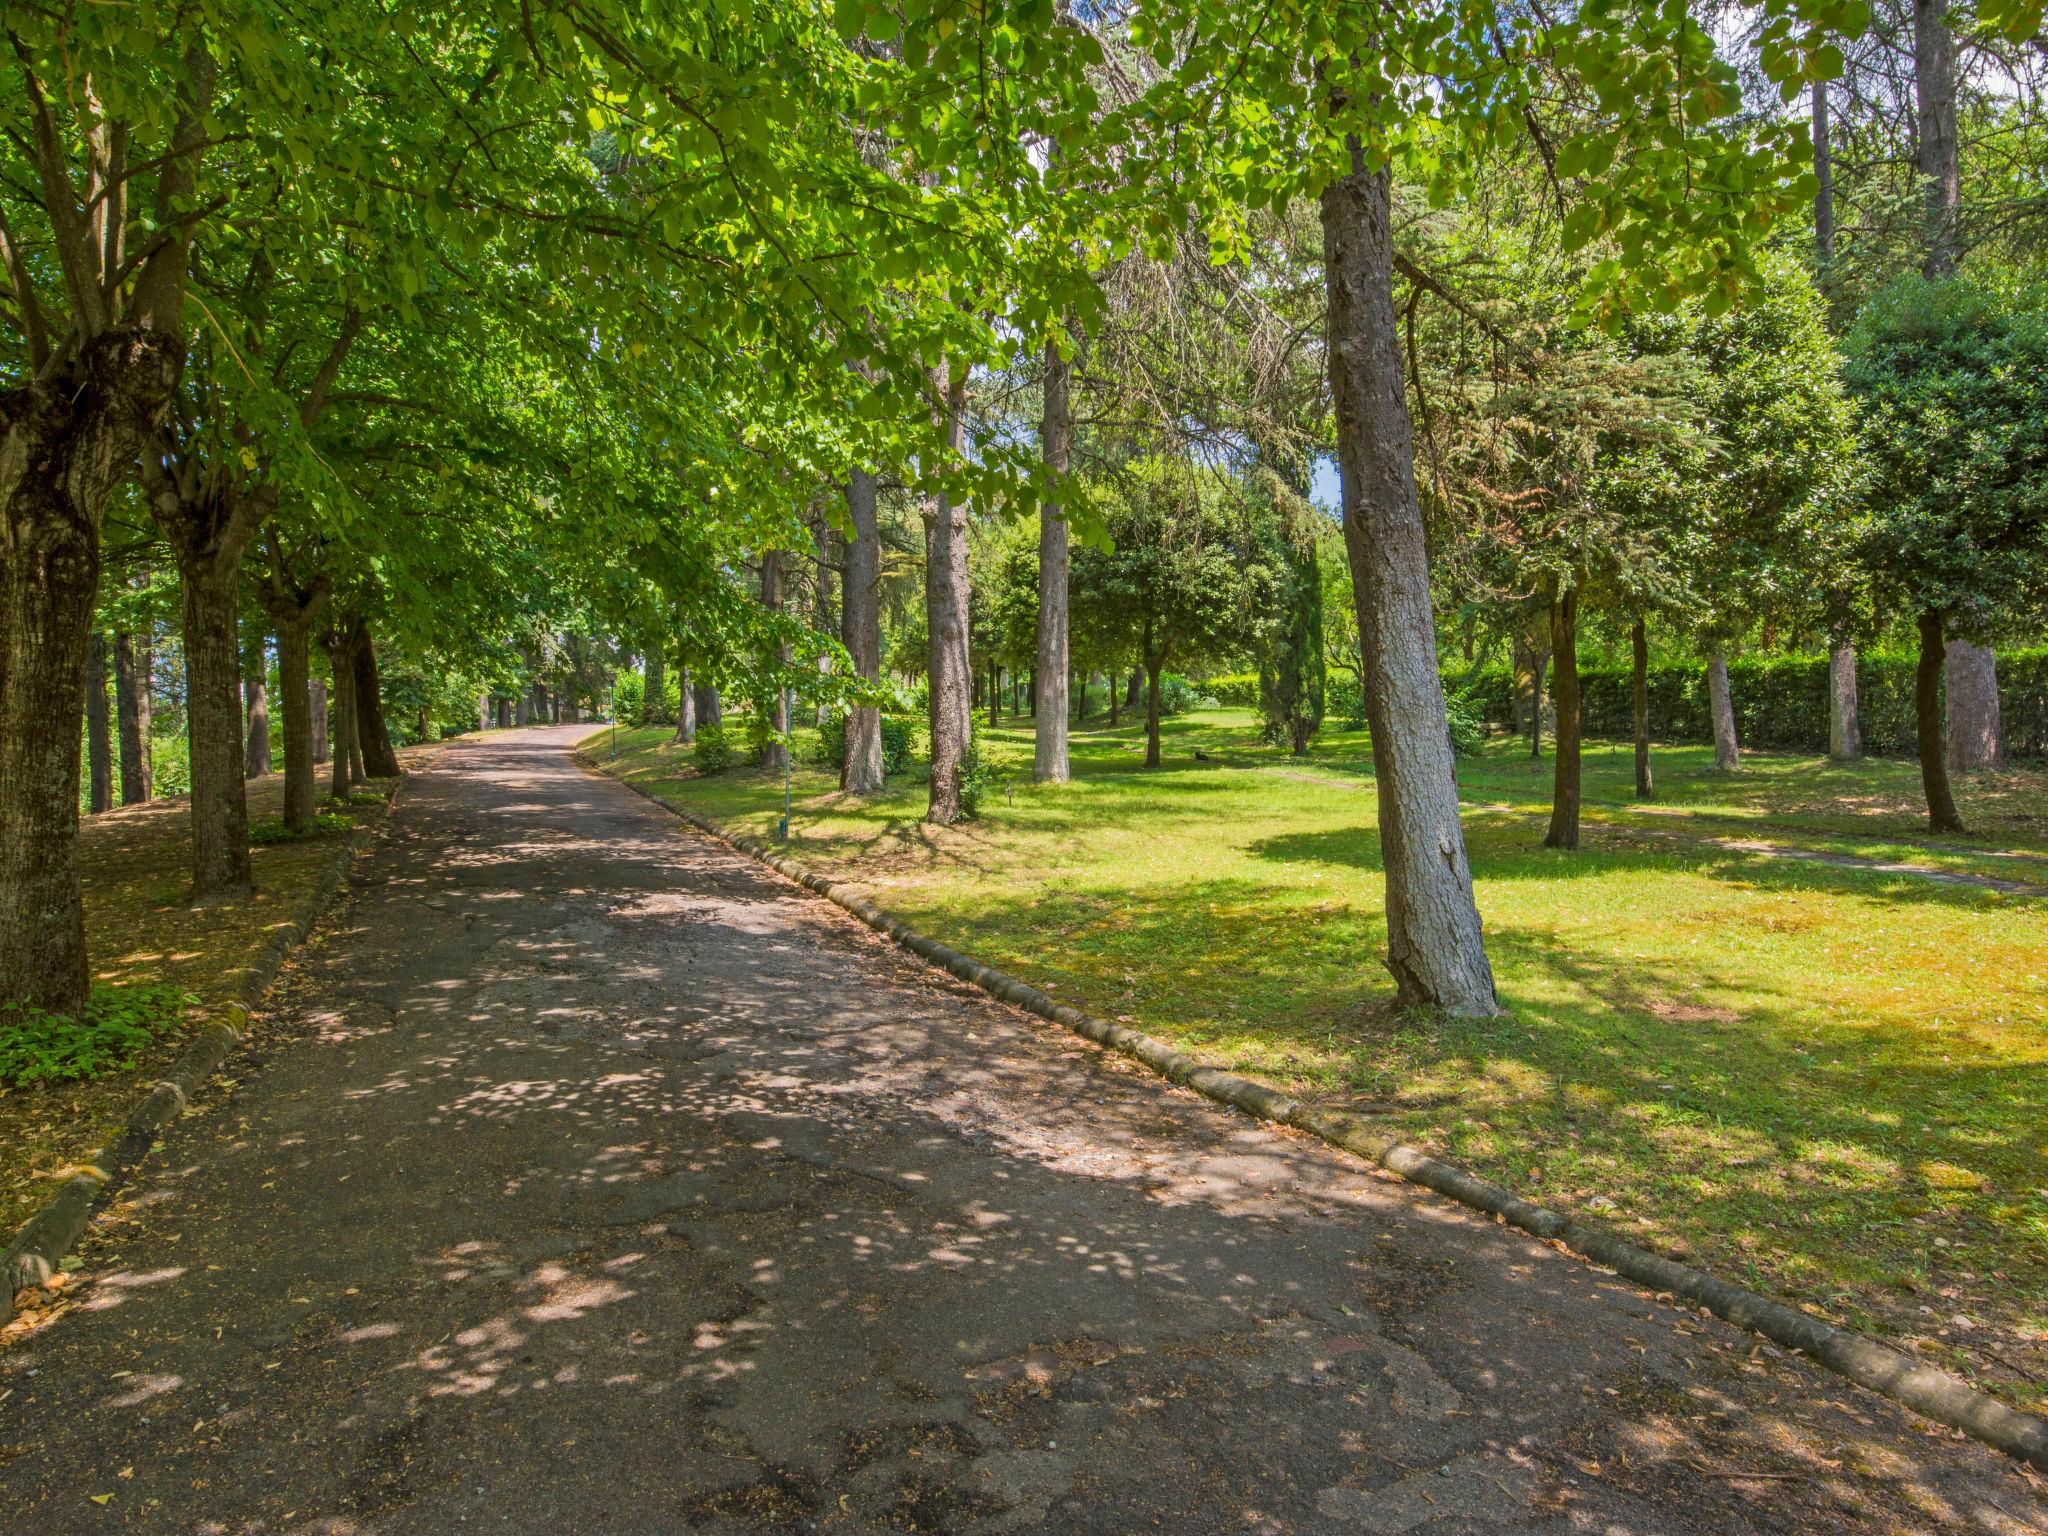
[581,710,2048,1406]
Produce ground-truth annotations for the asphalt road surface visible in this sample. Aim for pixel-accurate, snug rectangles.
[4,725,2041,1534]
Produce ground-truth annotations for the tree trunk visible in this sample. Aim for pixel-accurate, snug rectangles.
[87,632,113,814]
[1108,670,1120,727]
[1144,640,1164,769]
[643,646,665,727]
[244,630,272,778]
[352,623,401,777]
[988,664,1001,728]
[1813,80,1836,277]
[1707,649,1742,771]
[179,555,254,899]
[1917,610,1966,832]
[760,550,789,771]
[274,614,318,831]
[328,634,360,799]
[842,471,885,793]
[114,629,153,803]
[1631,615,1654,800]
[310,677,329,764]
[1126,667,1141,709]
[695,681,720,728]
[1035,335,1073,783]
[515,692,530,726]
[924,367,973,825]
[674,666,697,744]
[1528,646,1545,759]
[1944,640,2003,772]
[1828,639,1862,760]
[1544,586,1581,850]
[0,328,183,1014]
[1321,148,1499,1016]
[1914,0,1960,278]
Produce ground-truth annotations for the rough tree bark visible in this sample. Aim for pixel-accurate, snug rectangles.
[1544,585,1581,850]
[1915,0,1960,279]
[326,628,361,799]
[1631,615,1654,800]
[311,677,328,763]
[643,646,666,727]
[1035,335,1073,784]
[243,629,272,778]
[841,471,886,793]
[87,632,112,814]
[1706,649,1742,772]
[674,665,697,745]
[1321,149,1498,1015]
[1944,640,2003,772]
[924,366,973,826]
[760,550,790,772]
[350,621,400,777]
[1828,639,1862,760]
[1916,610,1966,832]
[0,49,210,1012]
[114,628,153,804]
[694,681,720,728]
[259,529,328,832]
[0,331,185,1010]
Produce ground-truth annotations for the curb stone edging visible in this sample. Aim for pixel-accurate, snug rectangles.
[0,769,420,1325]
[596,763,2048,1473]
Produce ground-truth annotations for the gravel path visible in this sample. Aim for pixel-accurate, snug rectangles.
[4,726,2040,1533]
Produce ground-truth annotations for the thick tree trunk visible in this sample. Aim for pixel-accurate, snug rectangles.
[352,625,401,777]
[842,471,886,793]
[1916,610,1966,832]
[328,634,360,799]
[643,647,665,727]
[274,615,317,831]
[311,676,328,763]
[674,666,697,744]
[243,630,272,778]
[515,693,530,727]
[1944,640,2003,772]
[1828,640,1863,760]
[179,557,254,899]
[924,368,973,826]
[1544,586,1581,850]
[1707,649,1742,771]
[87,633,113,814]
[1631,615,1654,800]
[0,331,183,1012]
[1915,0,1960,278]
[1035,336,1073,783]
[695,682,720,728]
[760,550,789,771]
[1321,150,1498,1016]
[114,629,153,803]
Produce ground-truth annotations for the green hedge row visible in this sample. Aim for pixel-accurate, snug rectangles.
[1462,648,2048,760]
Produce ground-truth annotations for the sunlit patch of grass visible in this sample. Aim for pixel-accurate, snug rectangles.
[583,714,2048,1403]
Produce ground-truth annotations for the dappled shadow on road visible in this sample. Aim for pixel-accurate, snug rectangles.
[4,728,2038,1536]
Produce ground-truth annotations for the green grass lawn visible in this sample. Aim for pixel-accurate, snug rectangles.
[581,710,2048,1407]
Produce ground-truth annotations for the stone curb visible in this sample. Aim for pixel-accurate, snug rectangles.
[1,768,420,1323]
[600,765,2048,1472]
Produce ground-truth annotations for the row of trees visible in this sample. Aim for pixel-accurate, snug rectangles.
[7,0,2042,1025]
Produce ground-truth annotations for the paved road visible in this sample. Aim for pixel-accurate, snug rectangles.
[4,726,2041,1534]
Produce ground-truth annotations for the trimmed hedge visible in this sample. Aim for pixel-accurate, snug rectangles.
[1465,648,2048,760]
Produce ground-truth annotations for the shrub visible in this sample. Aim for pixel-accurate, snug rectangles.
[692,724,737,774]
[0,984,198,1087]
[1205,671,1260,709]
[1158,673,1201,717]
[249,811,352,844]
[957,735,998,820]
[1460,647,2047,759]
[1444,689,1488,757]
[818,712,914,776]
[612,670,644,724]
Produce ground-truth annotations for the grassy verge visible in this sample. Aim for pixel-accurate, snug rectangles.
[582,711,2048,1407]
[0,770,398,1240]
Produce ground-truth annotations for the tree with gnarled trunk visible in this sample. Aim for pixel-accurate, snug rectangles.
[924,367,974,826]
